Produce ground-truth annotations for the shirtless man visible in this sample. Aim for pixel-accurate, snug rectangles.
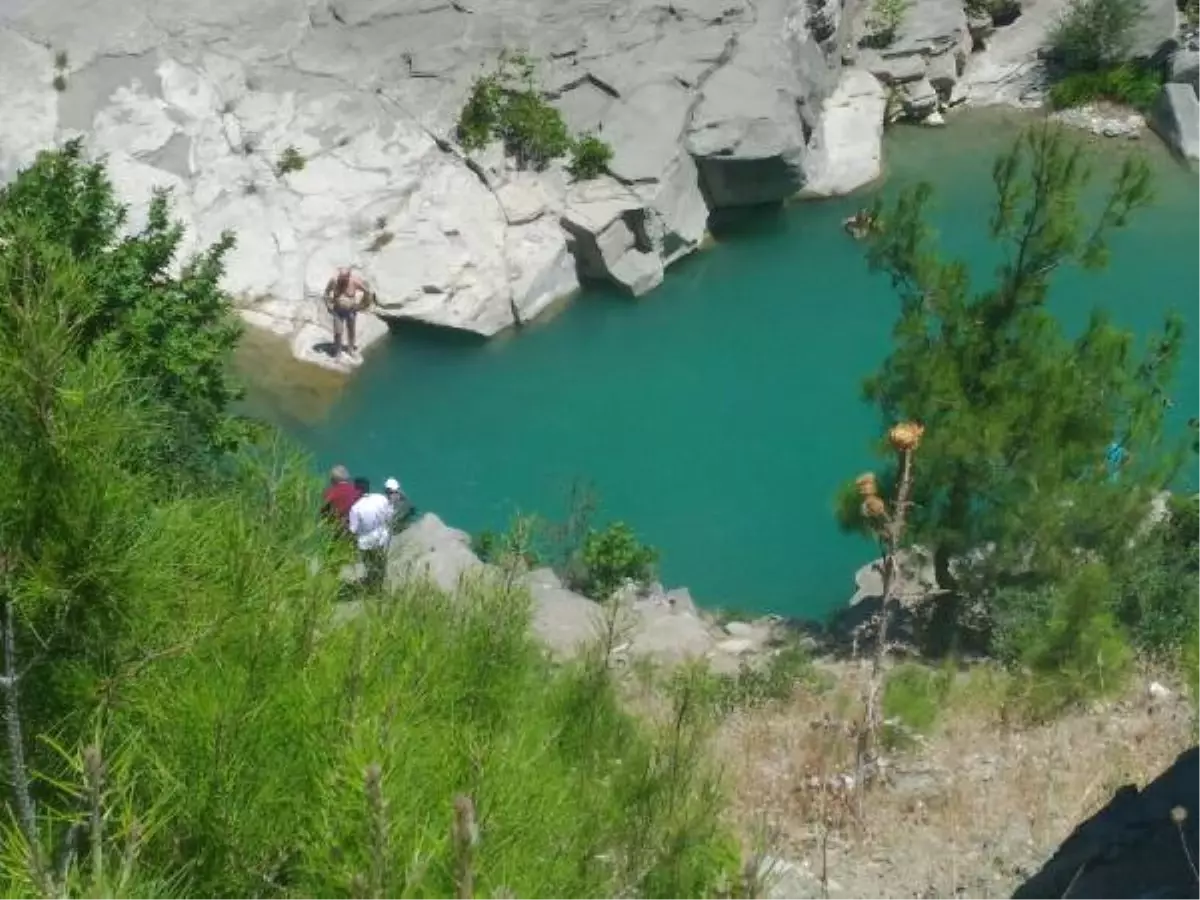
[323,267,372,358]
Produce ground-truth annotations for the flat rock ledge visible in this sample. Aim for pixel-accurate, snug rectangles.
[337,513,786,672]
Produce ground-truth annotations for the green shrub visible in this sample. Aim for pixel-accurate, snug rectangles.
[0,140,247,463]
[569,134,614,180]
[576,521,659,600]
[275,145,306,175]
[1001,563,1134,720]
[1047,63,1163,110]
[472,515,541,569]
[881,662,954,748]
[699,643,821,716]
[456,73,503,152]
[455,53,609,176]
[1047,0,1146,71]
[865,0,911,44]
[498,89,572,170]
[0,441,740,898]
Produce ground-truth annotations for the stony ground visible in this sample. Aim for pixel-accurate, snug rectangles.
[714,660,1196,899]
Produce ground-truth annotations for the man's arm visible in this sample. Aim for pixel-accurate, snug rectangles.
[322,278,337,314]
[350,275,373,310]
[348,503,361,535]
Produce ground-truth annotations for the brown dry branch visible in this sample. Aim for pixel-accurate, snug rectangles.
[452,793,479,900]
[1,584,50,895]
[855,422,923,800]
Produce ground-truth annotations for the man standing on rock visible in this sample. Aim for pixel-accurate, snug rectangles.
[323,267,372,359]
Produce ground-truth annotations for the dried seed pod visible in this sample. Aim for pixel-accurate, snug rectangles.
[862,495,888,519]
[888,422,925,452]
[855,472,879,498]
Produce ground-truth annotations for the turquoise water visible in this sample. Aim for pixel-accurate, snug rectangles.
[252,110,1199,619]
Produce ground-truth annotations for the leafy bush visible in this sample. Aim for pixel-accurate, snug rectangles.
[1110,492,1199,660]
[865,0,911,44]
[577,521,660,600]
[881,662,954,748]
[498,88,572,170]
[997,563,1134,720]
[698,644,823,716]
[569,134,614,180]
[455,53,611,176]
[0,140,248,463]
[1048,63,1163,110]
[472,515,542,569]
[275,145,306,175]
[456,72,503,152]
[1047,0,1146,71]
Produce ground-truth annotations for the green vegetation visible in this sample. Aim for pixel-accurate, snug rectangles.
[1047,63,1163,111]
[456,52,613,178]
[579,522,659,600]
[0,145,741,898]
[1044,0,1161,109]
[842,124,1196,713]
[1048,0,1146,72]
[475,510,659,603]
[881,662,954,748]
[569,134,614,180]
[865,0,912,45]
[275,145,306,176]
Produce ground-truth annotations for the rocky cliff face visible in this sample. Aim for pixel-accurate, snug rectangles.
[0,0,864,371]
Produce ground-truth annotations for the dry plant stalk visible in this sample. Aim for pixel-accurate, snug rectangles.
[854,422,923,789]
[452,794,479,900]
[0,572,51,895]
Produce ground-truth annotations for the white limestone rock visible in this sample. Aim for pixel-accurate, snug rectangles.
[1150,83,1200,161]
[801,68,887,198]
[1,0,858,375]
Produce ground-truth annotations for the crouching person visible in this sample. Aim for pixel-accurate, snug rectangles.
[348,479,393,590]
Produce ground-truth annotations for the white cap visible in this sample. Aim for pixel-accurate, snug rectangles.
[384,478,400,492]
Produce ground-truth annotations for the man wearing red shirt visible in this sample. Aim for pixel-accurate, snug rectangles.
[321,464,362,531]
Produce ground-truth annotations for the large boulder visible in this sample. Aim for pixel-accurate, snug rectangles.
[1150,83,1200,161]
[561,178,665,295]
[387,513,485,593]
[686,0,837,208]
[856,0,971,110]
[1168,48,1200,94]
[1129,0,1179,62]
[800,68,888,197]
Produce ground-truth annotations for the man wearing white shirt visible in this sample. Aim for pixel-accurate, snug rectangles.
[348,479,393,587]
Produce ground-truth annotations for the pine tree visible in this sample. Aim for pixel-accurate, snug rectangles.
[0,139,249,463]
[841,125,1186,640]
